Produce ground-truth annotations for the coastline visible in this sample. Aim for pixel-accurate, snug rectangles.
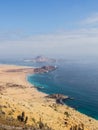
[0,64,98,130]
[27,73,98,120]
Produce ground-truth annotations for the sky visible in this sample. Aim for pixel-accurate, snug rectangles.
[0,0,98,59]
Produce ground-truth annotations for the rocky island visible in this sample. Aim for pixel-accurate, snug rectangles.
[24,55,57,63]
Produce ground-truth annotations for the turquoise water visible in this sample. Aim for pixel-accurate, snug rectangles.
[28,61,98,120]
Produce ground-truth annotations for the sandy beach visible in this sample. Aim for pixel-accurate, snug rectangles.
[0,64,98,130]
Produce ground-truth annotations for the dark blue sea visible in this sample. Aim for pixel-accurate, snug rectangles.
[0,58,98,120]
[27,59,98,120]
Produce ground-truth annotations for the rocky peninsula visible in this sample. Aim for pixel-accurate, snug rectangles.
[34,65,57,73]
[46,94,72,105]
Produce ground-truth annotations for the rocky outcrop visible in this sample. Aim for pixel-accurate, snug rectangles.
[46,94,72,105]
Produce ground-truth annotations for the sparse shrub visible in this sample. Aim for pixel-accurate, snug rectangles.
[32,118,52,130]
[32,118,36,123]
[21,112,25,122]
[70,124,85,130]
[64,111,70,117]
[17,112,28,124]
[24,116,28,124]
[38,118,44,129]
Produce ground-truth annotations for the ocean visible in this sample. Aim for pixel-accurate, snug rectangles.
[0,58,98,120]
[27,59,98,120]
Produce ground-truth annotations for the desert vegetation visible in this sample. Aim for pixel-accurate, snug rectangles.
[0,109,52,130]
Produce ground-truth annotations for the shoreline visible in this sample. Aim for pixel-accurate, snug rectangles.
[27,73,98,120]
[0,64,98,130]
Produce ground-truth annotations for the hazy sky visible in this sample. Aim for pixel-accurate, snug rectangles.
[0,0,98,59]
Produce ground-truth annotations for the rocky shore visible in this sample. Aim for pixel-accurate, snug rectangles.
[46,94,72,105]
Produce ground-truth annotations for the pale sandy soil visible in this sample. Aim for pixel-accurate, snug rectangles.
[0,65,98,130]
